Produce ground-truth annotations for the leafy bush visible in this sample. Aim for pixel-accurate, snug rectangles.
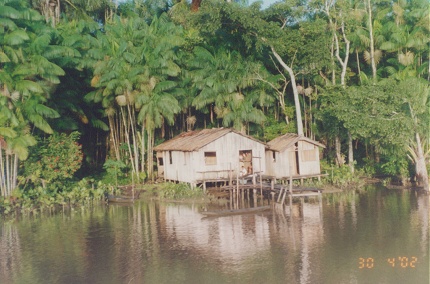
[22,132,83,187]
[1,179,108,215]
[263,117,296,141]
[157,182,205,200]
[379,155,410,184]
[102,159,128,185]
[321,160,362,188]
[361,157,376,177]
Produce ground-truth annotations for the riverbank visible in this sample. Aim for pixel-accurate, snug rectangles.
[2,174,427,217]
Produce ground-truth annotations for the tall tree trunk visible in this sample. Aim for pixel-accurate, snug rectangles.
[366,0,377,81]
[271,47,304,136]
[356,49,362,83]
[325,2,350,86]
[191,0,202,12]
[335,136,344,166]
[331,36,336,84]
[414,133,429,192]
[0,145,4,197]
[147,129,154,182]
[5,152,10,196]
[140,125,145,175]
[108,115,120,161]
[254,71,290,124]
[348,131,354,173]
[120,107,136,175]
[335,20,350,87]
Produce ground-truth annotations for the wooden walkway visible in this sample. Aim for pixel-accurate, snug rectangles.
[215,177,322,204]
[195,171,326,207]
[195,169,327,191]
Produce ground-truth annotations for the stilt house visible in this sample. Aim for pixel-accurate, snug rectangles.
[265,134,325,180]
[154,128,266,188]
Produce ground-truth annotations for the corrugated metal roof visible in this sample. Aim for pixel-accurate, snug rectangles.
[267,133,326,152]
[154,128,265,152]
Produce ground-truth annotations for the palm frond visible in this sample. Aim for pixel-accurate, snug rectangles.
[90,118,109,131]
[363,50,382,65]
[8,134,37,160]
[34,104,60,119]
[3,46,20,63]
[31,33,51,51]
[0,5,20,19]
[20,7,43,21]
[40,73,60,84]
[0,17,16,30]
[43,45,80,59]
[154,80,177,92]
[4,29,29,45]
[29,114,53,134]
[0,51,10,63]
[0,127,16,138]
[380,41,397,51]
[15,80,44,94]
[398,51,414,66]
[116,95,127,106]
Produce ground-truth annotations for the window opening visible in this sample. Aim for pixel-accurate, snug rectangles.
[204,152,217,165]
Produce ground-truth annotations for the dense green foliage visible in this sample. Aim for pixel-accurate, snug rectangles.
[0,0,429,213]
[151,182,206,200]
[22,132,83,186]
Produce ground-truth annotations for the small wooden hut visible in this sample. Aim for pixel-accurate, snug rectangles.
[265,134,325,180]
[154,128,266,188]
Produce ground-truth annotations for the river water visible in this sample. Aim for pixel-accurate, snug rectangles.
[0,186,428,284]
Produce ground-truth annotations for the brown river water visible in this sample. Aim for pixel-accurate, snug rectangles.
[0,185,428,284]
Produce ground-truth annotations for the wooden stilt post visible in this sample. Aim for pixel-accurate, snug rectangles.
[277,187,284,203]
[281,186,287,204]
[229,164,232,186]
[236,171,239,191]
[300,197,304,216]
[289,176,293,193]
[259,158,263,196]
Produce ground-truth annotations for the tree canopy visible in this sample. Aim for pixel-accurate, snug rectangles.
[0,0,428,194]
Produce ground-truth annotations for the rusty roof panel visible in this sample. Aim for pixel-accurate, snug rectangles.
[154,128,265,152]
[267,133,325,152]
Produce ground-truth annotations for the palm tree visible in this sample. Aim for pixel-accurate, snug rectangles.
[0,0,64,196]
[87,13,184,181]
[31,0,118,24]
[136,13,183,180]
[189,47,266,132]
[137,78,180,179]
[87,16,148,181]
[379,1,429,80]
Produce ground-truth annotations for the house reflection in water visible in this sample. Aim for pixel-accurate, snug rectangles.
[164,205,271,269]
[163,199,325,278]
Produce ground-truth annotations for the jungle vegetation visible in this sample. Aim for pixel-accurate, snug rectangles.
[0,0,428,210]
